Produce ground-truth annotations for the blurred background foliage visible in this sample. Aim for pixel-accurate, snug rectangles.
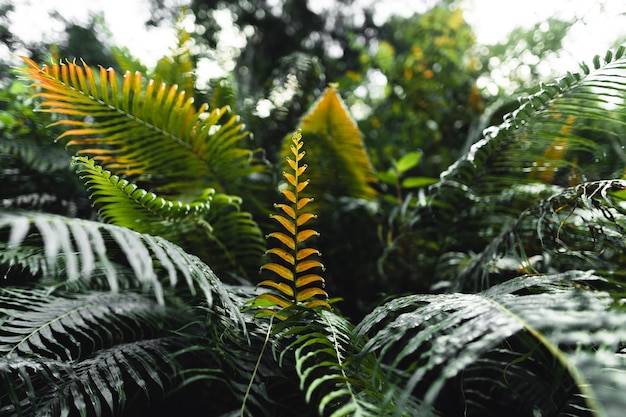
[2,0,625,318]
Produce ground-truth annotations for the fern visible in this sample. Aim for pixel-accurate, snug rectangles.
[432,47,626,209]
[18,56,264,198]
[254,130,330,313]
[71,155,265,276]
[0,287,191,416]
[0,209,242,316]
[290,84,377,206]
[271,307,420,417]
[74,156,214,230]
[458,179,626,289]
[355,271,626,416]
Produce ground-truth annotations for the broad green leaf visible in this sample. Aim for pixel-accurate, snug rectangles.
[396,151,423,174]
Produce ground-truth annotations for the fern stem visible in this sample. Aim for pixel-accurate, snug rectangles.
[240,314,274,417]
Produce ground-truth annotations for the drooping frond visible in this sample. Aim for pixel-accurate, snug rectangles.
[19,56,265,198]
[0,209,241,315]
[289,84,377,205]
[74,154,265,279]
[0,287,192,416]
[0,288,185,360]
[254,131,330,314]
[355,272,626,416]
[432,47,626,211]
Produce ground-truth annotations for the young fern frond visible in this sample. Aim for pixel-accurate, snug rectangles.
[73,156,214,231]
[255,130,330,315]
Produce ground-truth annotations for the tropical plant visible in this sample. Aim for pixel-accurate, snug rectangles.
[2,31,626,417]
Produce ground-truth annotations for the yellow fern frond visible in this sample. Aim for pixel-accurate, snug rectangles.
[254,130,330,316]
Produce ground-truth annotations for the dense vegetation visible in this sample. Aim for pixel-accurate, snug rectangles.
[1,1,626,416]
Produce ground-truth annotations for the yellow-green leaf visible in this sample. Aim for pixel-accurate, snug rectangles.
[283,172,298,187]
[296,287,328,302]
[297,198,314,209]
[260,263,294,281]
[267,232,296,250]
[296,248,320,260]
[281,189,297,204]
[266,247,295,264]
[296,229,319,243]
[296,273,325,287]
[255,293,293,308]
[296,259,324,273]
[258,280,294,297]
[270,214,296,235]
[274,203,296,219]
[296,213,317,227]
[297,180,309,192]
[304,299,332,309]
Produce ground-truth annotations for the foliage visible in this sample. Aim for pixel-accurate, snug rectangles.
[347,6,483,175]
[17,56,266,278]
[255,130,330,314]
[2,2,626,417]
[0,79,92,218]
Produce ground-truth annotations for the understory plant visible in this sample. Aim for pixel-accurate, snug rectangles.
[1,41,626,417]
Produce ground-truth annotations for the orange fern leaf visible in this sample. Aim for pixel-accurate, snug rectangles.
[255,130,330,315]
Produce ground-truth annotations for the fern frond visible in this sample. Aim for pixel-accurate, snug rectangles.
[19,56,264,198]
[0,209,242,315]
[0,338,186,416]
[0,288,185,360]
[290,84,377,205]
[255,131,330,313]
[355,271,626,416]
[432,46,626,208]
[458,179,626,289]
[74,155,214,229]
[0,286,196,416]
[273,307,429,417]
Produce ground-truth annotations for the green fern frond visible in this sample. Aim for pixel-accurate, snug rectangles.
[433,46,626,208]
[458,179,626,289]
[355,271,626,416]
[0,209,242,313]
[0,338,185,416]
[289,84,377,205]
[19,56,265,198]
[0,288,185,360]
[74,155,214,229]
[0,287,195,416]
[272,307,426,417]
[254,131,330,314]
